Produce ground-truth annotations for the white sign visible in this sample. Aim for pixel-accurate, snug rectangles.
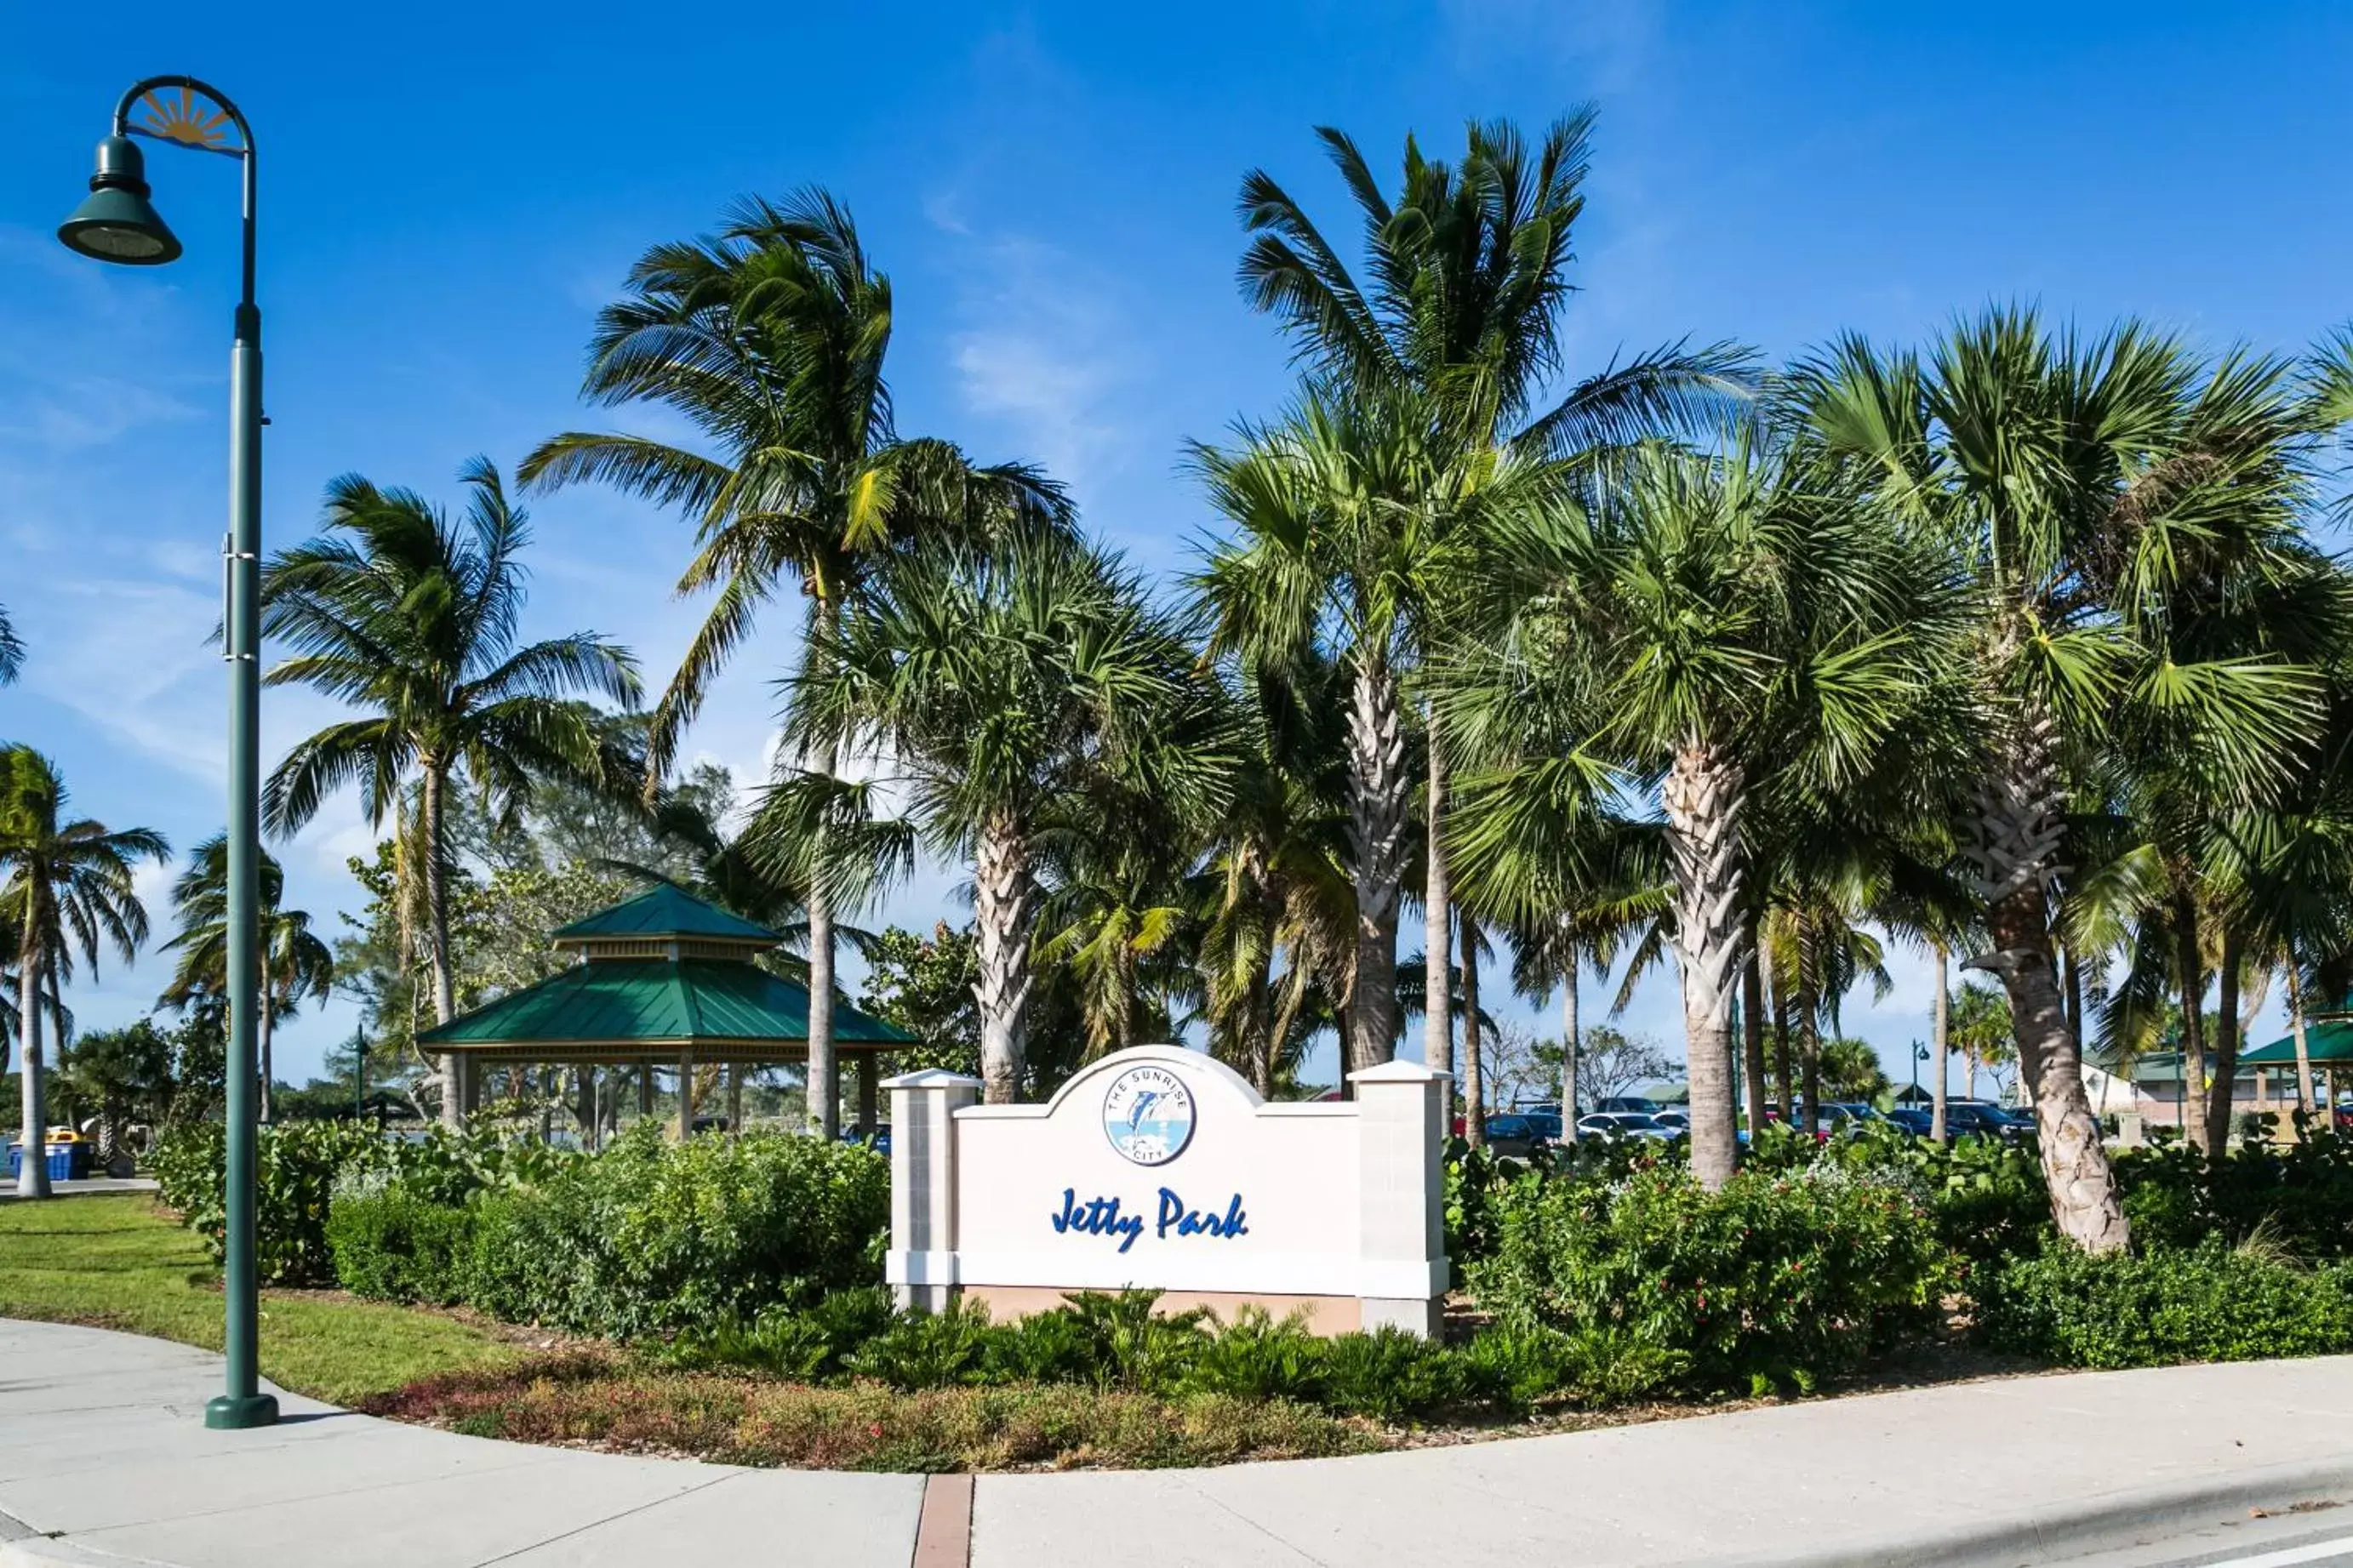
[885,1045,1451,1337]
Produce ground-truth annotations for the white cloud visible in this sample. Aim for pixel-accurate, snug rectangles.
[942,235,1135,495]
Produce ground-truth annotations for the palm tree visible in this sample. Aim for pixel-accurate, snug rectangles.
[1197,655,1355,1097]
[1794,310,2344,1248]
[157,834,333,1123]
[794,531,1231,1103]
[0,746,168,1198]
[1233,114,1752,1085]
[0,606,21,685]
[260,459,641,1124]
[522,191,1069,1137]
[1441,434,1956,1186]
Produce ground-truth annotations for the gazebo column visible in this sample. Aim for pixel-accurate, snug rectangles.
[574,1066,596,1152]
[638,1061,654,1120]
[857,1052,879,1139]
[727,1063,744,1138]
[679,1050,695,1141]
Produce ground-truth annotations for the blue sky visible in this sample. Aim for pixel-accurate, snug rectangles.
[4,1,2350,1092]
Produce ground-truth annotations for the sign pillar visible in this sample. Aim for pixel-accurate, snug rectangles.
[1350,1059,1451,1337]
[886,1068,980,1312]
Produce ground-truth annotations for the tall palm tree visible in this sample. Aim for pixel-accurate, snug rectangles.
[1197,654,1356,1097]
[157,834,333,1123]
[0,745,167,1198]
[794,531,1231,1103]
[521,191,1069,1137]
[260,459,641,1124]
[0,606,21,685]
[1794,310,2344,1248]
[1235,114,1752,1085]
[1441,434,1957,1186]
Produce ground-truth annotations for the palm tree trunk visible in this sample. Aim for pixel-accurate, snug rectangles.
[1344,653,1406,1078]
[1797,917,1822,1136]
[258,982,276,1125]
[1974,710,2127,1251]
[420,762,462,1126]
[1459,913,1484,1147]
[2203,927,2244,1154]
[1741,935,1768,1142]
[2291,965,2317,1134]
[1662,739,1745,1189]
[974,807,1036,1104]
[1932,940,1950,1144]
[1561,949,1581,1137]
[1246,954,1275,1098]
[1424,712,1452,1079]
[803,602,842,1140]
[1773,982,1793,1123]
[2174,899,2209,1155]
[16,927,49,1200]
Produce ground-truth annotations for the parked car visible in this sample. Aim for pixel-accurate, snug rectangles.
[1883,1106,1934,1136]
[1480,1112,1556,1157]
[1595,1095,1661,1115]
[1576,1111,1678,1142]
[1941,1102,2025,1143]
[1649,1108,1691,1132]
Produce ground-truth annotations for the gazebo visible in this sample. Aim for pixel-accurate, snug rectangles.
[2240,1021,2353,1108]
[415,883,916,1140]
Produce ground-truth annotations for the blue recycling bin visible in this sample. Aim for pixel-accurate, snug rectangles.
[4,1145,73,1182]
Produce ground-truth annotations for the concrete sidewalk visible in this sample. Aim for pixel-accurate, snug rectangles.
[6,1319,2353,1567]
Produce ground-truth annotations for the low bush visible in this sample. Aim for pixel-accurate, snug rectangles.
[153,1120,389,1286]
[368,1356,1379,1470]
[326,1181,478,1304]
[2113,1138,2353,1260]
[1977,1239,2353,1368]
[1468,1160,1950,1394]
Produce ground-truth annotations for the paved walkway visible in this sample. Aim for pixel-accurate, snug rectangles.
[0,1180,158,1202]
[5,1320,2353,1567]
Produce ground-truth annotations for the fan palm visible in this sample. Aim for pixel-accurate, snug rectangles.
[522,191,1069,1135]
[1440,433,1958,1186]
[157,834,333,1123]
[0,745,168,1197]
[794,531,1231,1101]
[1235,113,1753,1083]
[1792,308,2345,1247]
[260,459,641,1124]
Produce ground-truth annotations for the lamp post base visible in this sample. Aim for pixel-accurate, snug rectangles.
[203,1393,279,1430]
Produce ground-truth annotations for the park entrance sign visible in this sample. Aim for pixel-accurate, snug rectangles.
[885,1046,1451,1336]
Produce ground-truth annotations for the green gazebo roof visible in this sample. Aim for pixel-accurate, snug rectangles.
[417,885,914,1063]
[551,882,780,946]
[2241,1020,2353,1068]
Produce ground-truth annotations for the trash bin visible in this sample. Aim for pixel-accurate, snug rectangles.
[3,1145,77,1182]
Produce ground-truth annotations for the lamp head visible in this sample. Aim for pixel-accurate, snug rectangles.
[58,135,181,265]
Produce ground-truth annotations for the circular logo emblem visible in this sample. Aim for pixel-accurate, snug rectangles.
[1101,1064,1196,1166]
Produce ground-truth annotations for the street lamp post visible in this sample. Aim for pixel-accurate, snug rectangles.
[59,77,277,1432]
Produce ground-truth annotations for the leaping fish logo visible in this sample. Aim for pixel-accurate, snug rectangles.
[1127,1090,1161,1131]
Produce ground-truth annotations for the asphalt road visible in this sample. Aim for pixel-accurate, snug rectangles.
[2046,1511,2353,1568]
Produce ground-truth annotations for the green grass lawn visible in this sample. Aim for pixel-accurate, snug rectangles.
[0,1194,516,1405]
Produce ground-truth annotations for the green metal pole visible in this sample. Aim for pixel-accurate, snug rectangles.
[206,139,276,1429]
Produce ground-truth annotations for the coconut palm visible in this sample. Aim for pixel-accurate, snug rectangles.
[1197,654,1356,1097]
[793,530,1231,1102]
[260,459,640,1124]
[522,191,1069,1136]
[156,834,334,1123]
[0,745,168,1198]
[1440,433,1957,1186]
[1793,310,2345,1247]
[1236,114,1752,1085]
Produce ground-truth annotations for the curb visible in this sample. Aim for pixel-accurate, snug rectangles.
[1712,1455,2353,1568]
[0,1509,171,1568]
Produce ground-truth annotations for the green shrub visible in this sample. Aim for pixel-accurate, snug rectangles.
[152,1120,390,1285]
[843,1299,998,1389]
[325,1181,477,1303]
[1041,1290,1210,1394]
[1177,1308,1326,1402]
[1451,1324,1573,1413]
[455,1126,888,1337]
[2113,1138,2353,1260]
[1317,1326,1462,1422]
[1468,1161,1950,1394]
[1978,1240,2353,1368]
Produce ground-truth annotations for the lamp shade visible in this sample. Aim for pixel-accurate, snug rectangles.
[57,136,180,265]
